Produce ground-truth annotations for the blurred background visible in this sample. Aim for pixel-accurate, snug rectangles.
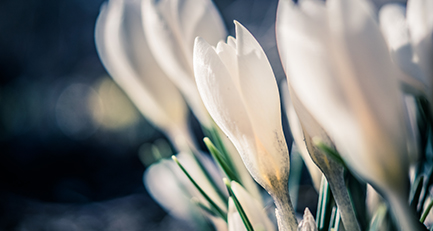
[0,0,401,230]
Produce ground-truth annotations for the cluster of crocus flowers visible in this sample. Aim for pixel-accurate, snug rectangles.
[94,0,433,230]
[277,0,432,230]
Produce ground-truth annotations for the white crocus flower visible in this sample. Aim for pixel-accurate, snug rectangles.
[95,0,193,152]
[142,0,226,128]
[227,182,276,231]
[194,21,297,231]
[144,152,227,224]
[276,0,421,230]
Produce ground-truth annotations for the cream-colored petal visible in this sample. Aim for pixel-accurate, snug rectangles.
[95,0,188,137]
[276,0,351,145]
[406,0,433,46]
[144,159,193,221]
[234,21,290,183]
[407,0,433,90]
[228,198,247,231]
[182,0,227,55]
[193,37,261,185]
[142,0,212,128]
[231,182,276,231]
[379,3,426,86]
[327,0,409,191]
[215,41,239,86]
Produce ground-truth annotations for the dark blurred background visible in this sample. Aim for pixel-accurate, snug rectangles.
[0,0,291,230]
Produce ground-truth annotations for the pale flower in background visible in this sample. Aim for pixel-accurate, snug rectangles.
[227,181,276,231]
[276,0,420,230]
[194,21,297,231]
[94,0,194,152]
[144,152,227,228]
[142,0,227,128]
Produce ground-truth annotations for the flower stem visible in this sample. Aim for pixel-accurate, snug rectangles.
[271,182,298,231]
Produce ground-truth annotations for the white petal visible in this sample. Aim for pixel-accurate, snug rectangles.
[142,0,213,128]
[234,21,290,182]
[193,37,261,186]
[328,0,409,190]
[379,4,425,84]
[407,0,433,88]
[144,159,193,221]
[276,0,349,139]
[407,0,433,45]
[215,41,239,85]
[228,198,247,231]
[179,0,227,54]
[95,0,188,136]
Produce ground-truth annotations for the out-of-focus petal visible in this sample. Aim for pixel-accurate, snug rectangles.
[144,158,193,221]
[142,0,226,128]
[379,4,425,84]
[327,0,409,191]
[228,198,247,231]
[231,182,276,231]
[95,0,190,150]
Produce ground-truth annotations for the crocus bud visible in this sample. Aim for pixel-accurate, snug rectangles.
[142,0,227,128]
[194,21,297,231]
[95,0,193,152]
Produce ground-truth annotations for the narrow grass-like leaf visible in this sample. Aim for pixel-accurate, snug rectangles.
[190,151,228,204]
[203,125,243,185]
[410,175,424,211]
[333,209,342,231]
[172,156,227,221]
[191,197,216,217]
[204,137,242,184]
[224,178,254,231]
[420,167,433,215]
[316,176,334,231]
[368,205,388,231]
[420,197,433,223]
